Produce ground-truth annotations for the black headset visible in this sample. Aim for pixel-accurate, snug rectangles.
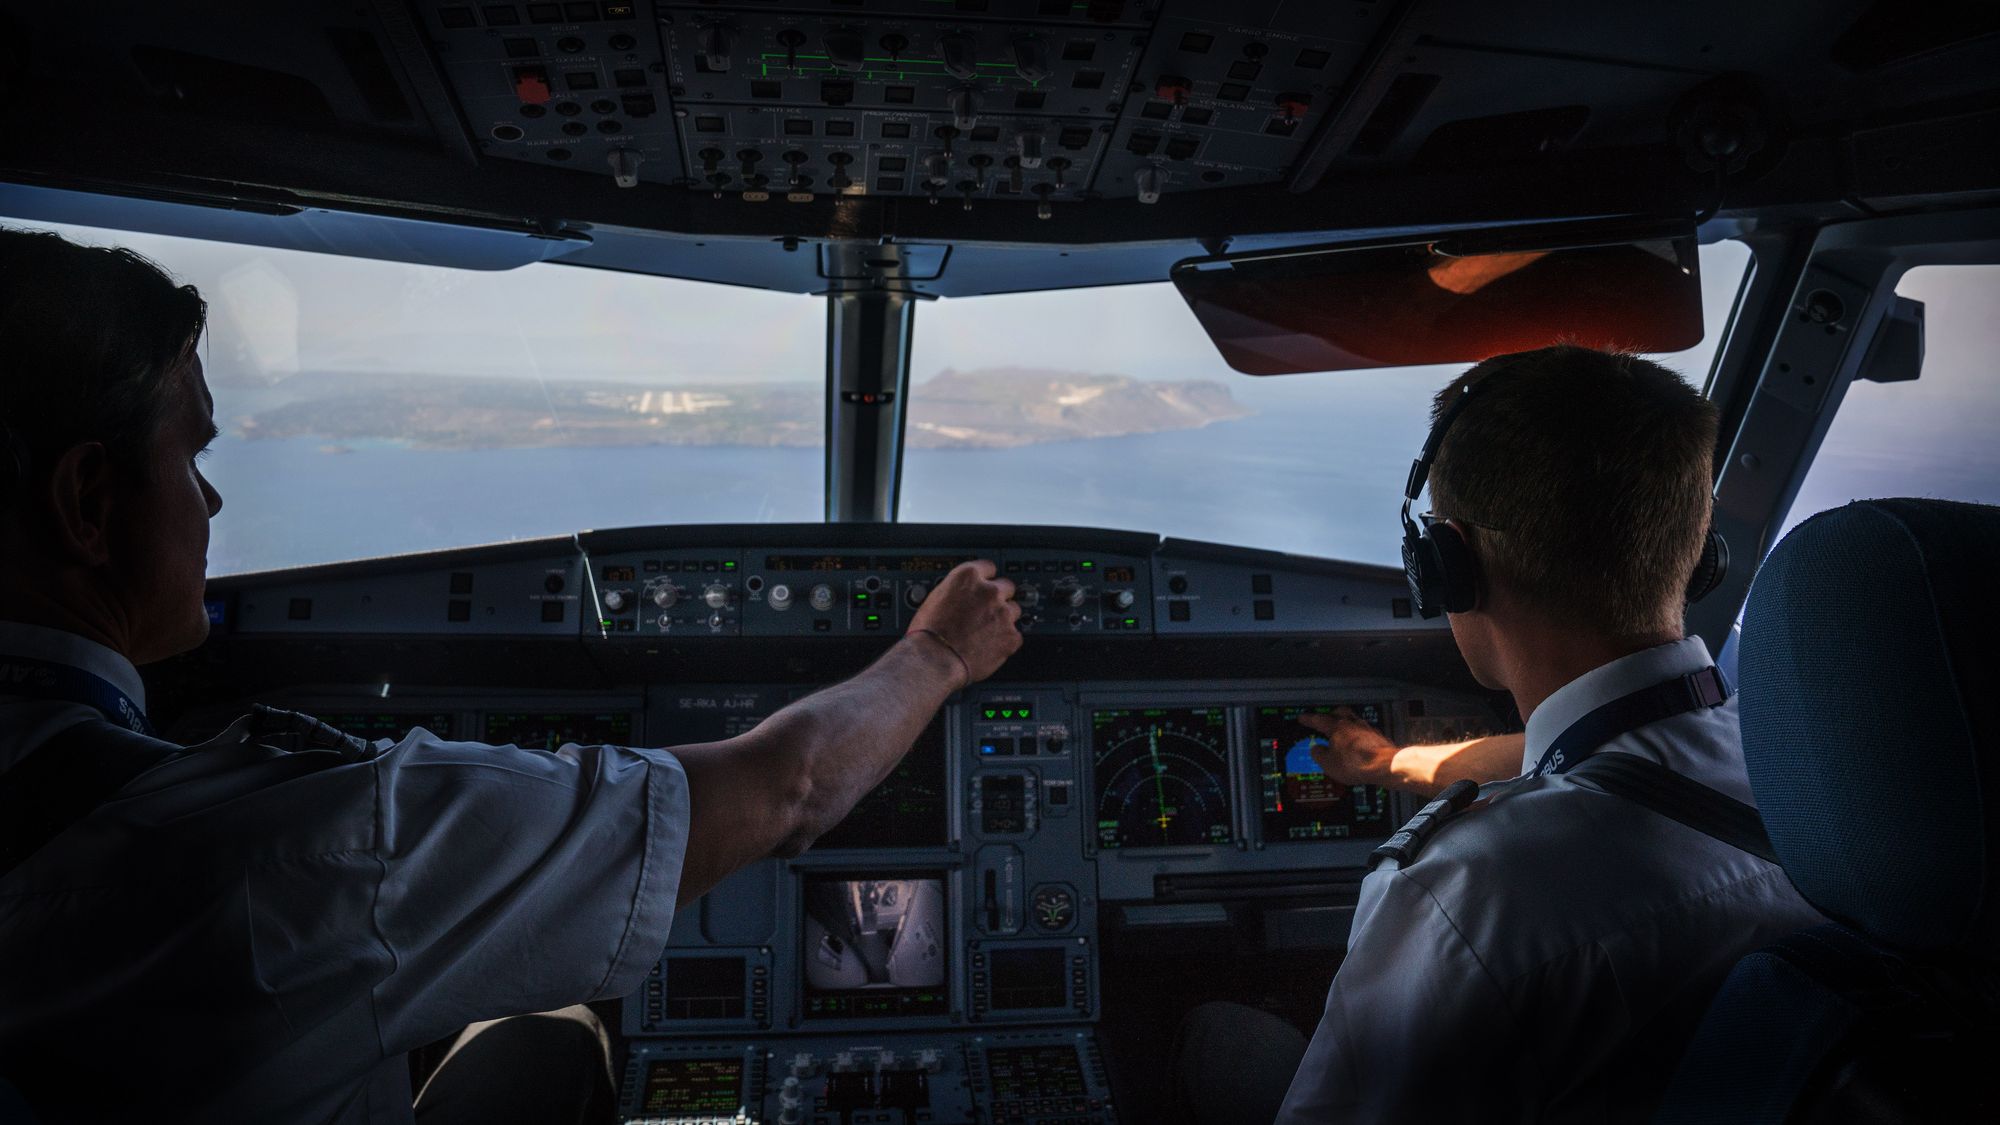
[1400,380,1729,619]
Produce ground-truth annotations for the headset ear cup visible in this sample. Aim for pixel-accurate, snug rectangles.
[1428,521,1481,614]
[1686,528,1729,603]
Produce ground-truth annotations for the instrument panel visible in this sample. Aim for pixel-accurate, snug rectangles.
[175,526,1496,1125]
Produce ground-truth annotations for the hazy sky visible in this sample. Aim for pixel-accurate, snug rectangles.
[18,219,1748,388]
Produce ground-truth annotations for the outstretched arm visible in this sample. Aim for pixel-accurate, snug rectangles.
[1302,709,1524,799]
[670,560,1022,903]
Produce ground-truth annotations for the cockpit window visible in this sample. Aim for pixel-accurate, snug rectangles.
[900,240,1752,566]
[9,220,826,575]
[1780,264,2000,539]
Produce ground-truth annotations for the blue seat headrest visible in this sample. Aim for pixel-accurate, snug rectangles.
[1740,499,2000,956]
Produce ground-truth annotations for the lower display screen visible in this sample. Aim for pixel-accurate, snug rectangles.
[815,717,949,850]
[1091,707,1235,849]
[483,711,634,751]
[316,712,455,742]
[802,874,949,1020]
[989,947,1067,1011]
[640,1058,744,1116]
[1254,704,1396,841]
[662,956,746,1021]
[985,1045,1086,1101]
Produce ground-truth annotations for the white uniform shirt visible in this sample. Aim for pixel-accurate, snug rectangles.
[1276,637,1823,1123]
[0,623,691,1124]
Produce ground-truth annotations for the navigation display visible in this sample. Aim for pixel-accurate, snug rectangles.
[815,716,949,850]
[482,711,634,751]
[639,1058,744,1117]
[315,712,455,742]
[1091,707,1234,849]
[1254,704,1396,842]
[802,874,949,1020]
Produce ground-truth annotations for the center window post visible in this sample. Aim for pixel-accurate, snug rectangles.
[823,253,921,523]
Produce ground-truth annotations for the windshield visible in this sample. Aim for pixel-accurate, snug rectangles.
[901,241,1753,568]
[1779,264,2000,538]
[10,220,826,575]
[10,220,1747,575]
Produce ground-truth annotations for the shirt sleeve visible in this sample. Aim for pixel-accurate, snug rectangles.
[363,729,690,1055]
[1275,866,1531,1124]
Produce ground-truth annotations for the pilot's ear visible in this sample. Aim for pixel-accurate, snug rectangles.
[1432,517,1483,614]
[44,441,117,567]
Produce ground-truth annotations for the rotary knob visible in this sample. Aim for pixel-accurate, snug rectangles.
[904,581,930,608]
[652,584,678,609]
[768,583,793,610]
[703,583,729,609]
[1062,583,1088,609]
[601,589,628,613]
[1107,588,1136,611]
[809,584,835,612]
[1016,585,1042,609]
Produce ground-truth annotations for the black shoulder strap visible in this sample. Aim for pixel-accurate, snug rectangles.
[1567,751,1779,865]
[0,721,184,879]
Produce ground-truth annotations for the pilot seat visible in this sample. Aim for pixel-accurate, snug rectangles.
[1655,498,2000,1123]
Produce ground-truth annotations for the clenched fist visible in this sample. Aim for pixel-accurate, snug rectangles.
[906,560,1023,687]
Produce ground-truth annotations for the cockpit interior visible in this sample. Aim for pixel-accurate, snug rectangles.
[3,1,1998,1123]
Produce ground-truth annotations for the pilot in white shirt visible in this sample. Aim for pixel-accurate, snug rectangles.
[1261,346,1825,1123]
[1274,636,1822,1123]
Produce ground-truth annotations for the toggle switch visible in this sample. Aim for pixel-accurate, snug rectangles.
[824,28,864,72]
[1016,132,1044,169]
[699,23,731,72]
[1012,35,1050,82]
[939,31,978,80]
[607,148,642,188]
[1136,166,1162,204]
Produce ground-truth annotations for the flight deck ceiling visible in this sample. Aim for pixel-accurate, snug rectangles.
[2,1,1998,295]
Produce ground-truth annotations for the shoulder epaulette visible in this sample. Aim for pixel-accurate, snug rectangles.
[1368,778,1481,870]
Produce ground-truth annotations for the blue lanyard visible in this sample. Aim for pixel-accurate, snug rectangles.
[1530,666,1730,779]
[0,654,155,736]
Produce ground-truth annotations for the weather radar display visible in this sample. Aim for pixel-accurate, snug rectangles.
[1255,703,1396,841]
[1091,707,1233,848]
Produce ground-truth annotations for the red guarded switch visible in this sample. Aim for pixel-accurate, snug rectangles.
[513,66,552,105]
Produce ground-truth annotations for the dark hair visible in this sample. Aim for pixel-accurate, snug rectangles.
[0,227,207,516]
[1429,344,1718,637]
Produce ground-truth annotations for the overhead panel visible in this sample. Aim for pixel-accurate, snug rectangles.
[412,0,1414,209]
[424,0,688,186]
[1097,1,1388,196]
[659,2,1145,206]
